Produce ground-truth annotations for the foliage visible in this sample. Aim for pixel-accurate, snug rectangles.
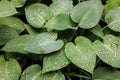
[0,0,120,80]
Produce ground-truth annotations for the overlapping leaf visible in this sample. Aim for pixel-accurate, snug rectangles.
[20,64,65,80]
[2,35,31,54]
[71,0,103,29]
[50,0,73,16]
[25,32,64,54]
[93,67,120,80]
[25,3,52,28]
[0,1,17,17]
[94,35,120,68]
[10,0,26,7]
[0,58,21,80]
[45,14,77,30]
[65,36,96,73]
[0,25,18,45]
[20,64,41,80]
[0,16,25,34]
[105,7,120,32]
[42,48,70,73]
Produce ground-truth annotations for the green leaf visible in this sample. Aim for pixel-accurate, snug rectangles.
[40,71,65,80]
[90,25,104,38]
[0,16,25,34]
[105,7,120,32]
[11,0,26,7]
[20,64,65,80]
[42,48,70,73]
[25,3,52,28]
[104,0,120,13]
[20,64,41,80]
[94,35,120,68]
[65,36,96,73]
[0,55,5,63]
[0,25,18,45]
[0,1,17,17]
[0,58,21,80]
[45,14,77,30]
[71,0,103,29]
[2,35,31,54]
[50,0,73,16]
[25,32,64,54]
[93,67,120,80]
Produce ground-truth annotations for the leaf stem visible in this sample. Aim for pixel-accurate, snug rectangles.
[102,25,108,31]
[78,0,80,3]
[72,74,91,79]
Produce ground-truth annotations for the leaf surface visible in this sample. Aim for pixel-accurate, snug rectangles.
[71,0,103,29]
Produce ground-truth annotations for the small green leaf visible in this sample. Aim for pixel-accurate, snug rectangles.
[93,67,120,80]
[94,35,120,68]
[90,25,104,38]
[25,32,64,54]
[0,1,17,17]
[20,64,41,80]
[11,0,26,7]
[0,58,21,80]
[65,36,96,73]
[105,7,120,32]
[2,35,31,54]
[50,0,73,16]
[45,14,77,30]
[25,3,52,28]
[71,0,103,29]
[0,25,18,45]
[0,16,25,34]
[42,48,70,73]
[20,64,65,80]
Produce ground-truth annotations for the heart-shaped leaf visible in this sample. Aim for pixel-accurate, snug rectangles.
[0,16,25,34]
[20,64,41,80]
[2,35,31,54]
[20,64,65,80]
[0,25,18,45]
[94,35,120,68]
[42,48,70,73]
[50,0,73,16]
[0,1,17,17]
[45,14,77,30]
[105,7,120,32]
[65,36,96,73]
[25,32,64,54]
[0,58,21,80]
[25,3,52,28]
[71,0,103,29]
[93,67,120,80]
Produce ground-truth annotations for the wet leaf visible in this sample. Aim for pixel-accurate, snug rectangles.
[65,36,96,73]
[25,32,64,54]
[0,58,21,80]
[45,14,77,30]
[94,35,120,68]
[2,35,31,54]
[25,3,52,28]
[0,1,17,17]
[105,7,120,32]
[93,67,120,80]
[0,25,18,45]
[71,0,103,29]
[50,0,73,16]
[20,64,41,80]
[0,16,25,34]
[42,48,70,73]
